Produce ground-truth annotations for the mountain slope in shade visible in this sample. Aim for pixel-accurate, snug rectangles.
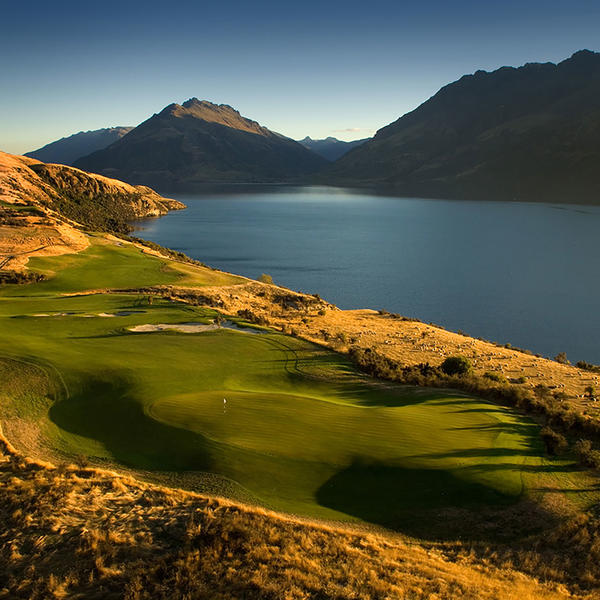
[299,136,369,161]
[25,127,133,166]
[74,99,328,190]
[326,50,600,203]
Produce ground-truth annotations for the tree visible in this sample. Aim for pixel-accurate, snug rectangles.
[440,356,472,376]
[555,352,570,365]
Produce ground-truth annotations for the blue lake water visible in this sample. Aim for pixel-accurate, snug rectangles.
[135,185,600,364]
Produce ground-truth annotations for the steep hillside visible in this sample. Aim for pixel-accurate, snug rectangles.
[26,127,133,166]
[0,151,184,265]
[299,136,369,161]
[74,99,328,190]
[326,50,600,203]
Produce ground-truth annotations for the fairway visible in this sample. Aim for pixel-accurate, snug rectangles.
[0,236,591,537]
[2,235,245,297]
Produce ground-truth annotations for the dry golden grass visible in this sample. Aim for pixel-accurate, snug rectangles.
[1,429,595,600]
[0,223,89,270]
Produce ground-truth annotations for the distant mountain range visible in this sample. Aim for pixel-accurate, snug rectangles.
[298,136,369,161]
[26,50,600,202]
[73,99,327,191]
[324,50,600,203]
[26,127,133,166]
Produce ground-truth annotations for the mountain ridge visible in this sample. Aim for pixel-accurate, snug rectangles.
[74,99,327,191]
[26,127,133,166]
[324,49,600,203]
[299,136,369,161]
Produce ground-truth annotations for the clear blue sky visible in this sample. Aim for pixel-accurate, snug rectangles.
[1,0,599,154]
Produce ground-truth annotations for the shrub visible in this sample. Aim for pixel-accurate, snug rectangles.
[540,426,568,455]
[533,384,552,401]
[259,273,273,284]
[0,270,46,285]
[440,356,472,376]
[576,360,600,374]
[483,371,507,384]
[555,352,570,365]
[574,440,600,468]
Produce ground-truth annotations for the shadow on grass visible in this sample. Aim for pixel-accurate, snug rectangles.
[49,373,213,472]
[409,446,538,459]
[315,458,560,541]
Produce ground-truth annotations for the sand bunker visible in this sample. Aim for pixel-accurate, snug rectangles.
[127,320,265,334]
[31,310,146,318]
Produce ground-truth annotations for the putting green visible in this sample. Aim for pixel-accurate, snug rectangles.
[0,236,591,536]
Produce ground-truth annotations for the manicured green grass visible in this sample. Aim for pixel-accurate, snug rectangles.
[0,238,592,537]
[3,235,243,296]
[0,290,586,534]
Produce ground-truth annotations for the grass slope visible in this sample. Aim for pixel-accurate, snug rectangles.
[0,239,592,539]
[2,235,243,295]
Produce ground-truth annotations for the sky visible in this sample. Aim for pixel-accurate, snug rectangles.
[1,0,599,154]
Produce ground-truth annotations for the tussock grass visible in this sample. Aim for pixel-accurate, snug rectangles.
[0,433,594,600]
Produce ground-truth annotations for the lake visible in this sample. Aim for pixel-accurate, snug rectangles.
[135,185,600,364]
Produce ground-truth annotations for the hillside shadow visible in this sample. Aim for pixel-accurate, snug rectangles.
[350,389,482,409]
[49,373,213,472]
[315,458,560,541]
[408,446,536,459]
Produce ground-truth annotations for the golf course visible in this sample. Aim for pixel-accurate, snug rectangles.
[0,235,594,538]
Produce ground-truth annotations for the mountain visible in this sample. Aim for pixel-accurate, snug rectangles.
[74,99,328,190]
[299,136,369,161]
[325,50,600,203]
[25,127,133,166]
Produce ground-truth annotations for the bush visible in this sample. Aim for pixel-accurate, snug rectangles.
[555,352,570,365]
[540,426,568,455]
[483,371,507,384]
[259,273,273,284]
[440,356,472,376]
[0,270,46,285]
[574,440,600,469]
[576,360,600,374]
[533,384,552,401]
